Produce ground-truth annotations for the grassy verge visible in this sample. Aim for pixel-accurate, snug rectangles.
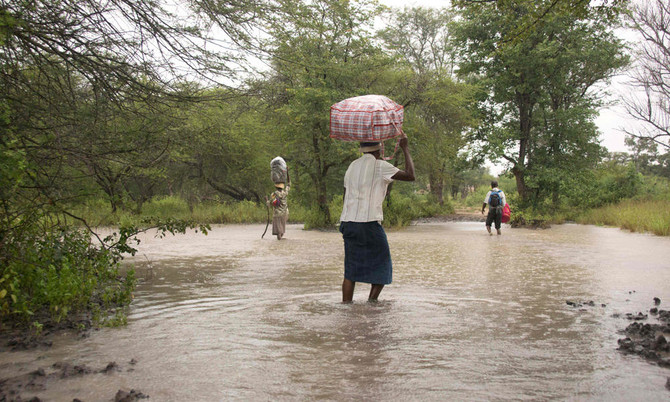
[577,199,670,236]
[70,197,313,226]
[70,194,452,229]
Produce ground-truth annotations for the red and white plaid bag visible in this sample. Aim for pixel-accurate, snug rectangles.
[329,95,404,142]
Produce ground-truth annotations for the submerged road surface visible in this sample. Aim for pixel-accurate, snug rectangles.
[1,222,670,400]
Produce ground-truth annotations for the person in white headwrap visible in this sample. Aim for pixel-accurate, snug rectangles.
[267,170,291,240]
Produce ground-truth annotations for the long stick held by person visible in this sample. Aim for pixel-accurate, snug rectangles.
[267,157,290,240]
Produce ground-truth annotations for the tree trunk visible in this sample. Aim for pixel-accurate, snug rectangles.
[515,90,533,203]
[311,130,331,225]
[429,173,444,205]
[315,174,331,224]
[512,164,527,202]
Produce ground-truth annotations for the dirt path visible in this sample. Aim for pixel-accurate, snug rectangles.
[415,208,486,223]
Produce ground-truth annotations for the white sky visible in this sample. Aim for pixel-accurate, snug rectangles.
[378,0,644,160]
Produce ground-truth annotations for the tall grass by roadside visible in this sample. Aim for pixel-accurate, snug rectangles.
[577,199,670,236]
[70,196,321,227]
[70,193,451,229]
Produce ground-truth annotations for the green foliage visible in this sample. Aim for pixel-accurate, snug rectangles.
[215,201,267,224]
[562,162,642,209]
[142,196,191,218]
[462,185,495,208]
[452,0,628,44]
[0,225,135,325]
[453,0,629,206]
[459,176,517,208]
[99,309,129,327]
[383,193,454,228]
[71,197,271,225]
[379,8,478,204]
[264,0,394,226]
[303,206,334,230]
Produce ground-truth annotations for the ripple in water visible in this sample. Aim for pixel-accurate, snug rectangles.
[1,223,669,401]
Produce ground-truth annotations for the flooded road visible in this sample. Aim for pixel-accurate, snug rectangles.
[2,222,670,401]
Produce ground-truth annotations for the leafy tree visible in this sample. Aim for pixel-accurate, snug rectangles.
[263,0,391,225]
[625,135,670,178]
[452,0,629,44]
[171,88,276,204]
[0,0,265,326]
[378,7,478,204]
[453,1,628,206]
[378,7,457,77]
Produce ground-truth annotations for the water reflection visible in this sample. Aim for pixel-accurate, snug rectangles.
[0,223,669,400]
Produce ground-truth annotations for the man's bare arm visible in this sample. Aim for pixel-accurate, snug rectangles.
[391,137,415,182]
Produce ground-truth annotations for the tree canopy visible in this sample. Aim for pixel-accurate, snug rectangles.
[453,0,629,205]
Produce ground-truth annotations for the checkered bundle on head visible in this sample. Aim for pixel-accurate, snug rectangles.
[329,95,404,142]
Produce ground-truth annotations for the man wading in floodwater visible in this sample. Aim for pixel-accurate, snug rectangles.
[339,138,415,303]
[482,180,506,235]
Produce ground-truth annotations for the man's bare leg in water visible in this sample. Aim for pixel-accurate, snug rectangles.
[342,278,355,303]
[369,284,384,301]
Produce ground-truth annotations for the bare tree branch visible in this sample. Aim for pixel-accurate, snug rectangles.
[623,0,670,150]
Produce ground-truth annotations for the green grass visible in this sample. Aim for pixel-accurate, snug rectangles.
[577,199,670,236]
[71,197,268,226]
[70,193,451,229]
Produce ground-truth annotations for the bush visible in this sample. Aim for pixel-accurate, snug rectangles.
[462,185,492,208]
[217,200,265,223]
[70,191,458,231]
[0,223,135,326]
[383,192,453,227]
[142,196,190,218]
[303,206,333,230]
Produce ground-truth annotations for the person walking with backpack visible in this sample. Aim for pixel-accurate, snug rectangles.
[481,180,506,235]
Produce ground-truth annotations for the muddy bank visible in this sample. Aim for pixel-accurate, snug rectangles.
[0,359,146,402]
[617,298,670,368]
[0,314,94,353]
[414,213,486,223]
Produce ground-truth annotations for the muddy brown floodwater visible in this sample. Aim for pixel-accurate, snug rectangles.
[2,222,670,401]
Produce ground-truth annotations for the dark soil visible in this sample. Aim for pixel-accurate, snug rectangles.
[566,296,670,391]
[616,299,670,375]
[414,213,486,223]
[0,360,146,402]
[0,313,94,353]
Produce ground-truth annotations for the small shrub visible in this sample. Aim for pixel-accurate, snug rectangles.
[142,196,190,219]
[0,225,136,325]
[303,206,332,230]
[383,193,453,228]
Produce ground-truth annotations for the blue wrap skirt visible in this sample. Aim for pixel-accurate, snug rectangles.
[339,221,392,285]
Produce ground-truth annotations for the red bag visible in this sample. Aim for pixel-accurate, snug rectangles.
[329,95,404,142]
[501,203,511,223]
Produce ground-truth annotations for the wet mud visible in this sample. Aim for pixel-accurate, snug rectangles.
[0,360,145,402]
[617,301,670,368]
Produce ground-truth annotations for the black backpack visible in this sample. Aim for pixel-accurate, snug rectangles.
[489,190,501,207]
